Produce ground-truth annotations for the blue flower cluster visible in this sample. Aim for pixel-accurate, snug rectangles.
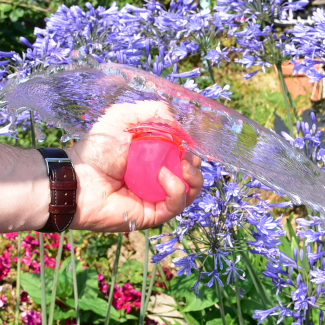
[0,0,238,135]
[150,109,325,324]
[209,0,308,79]
[285,8,325,82]
[282,112,325,170]
[151,160,291,298]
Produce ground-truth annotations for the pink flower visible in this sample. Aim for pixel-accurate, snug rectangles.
[98,273,108,293]
[21,310,42,325]
[0,251,11,280]
[112,283,141,313]
[4,232,18,239]
[20,290,29,302]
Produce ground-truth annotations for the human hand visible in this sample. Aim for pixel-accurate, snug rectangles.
[66,100,204,232]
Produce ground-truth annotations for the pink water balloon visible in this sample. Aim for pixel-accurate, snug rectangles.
[124,130,189,202]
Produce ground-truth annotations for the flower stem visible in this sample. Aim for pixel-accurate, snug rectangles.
[48,231,65,325]
[39,233,47,325]
[144,263,157,313]
[148,242,193,325]
[139,229,150,325]
[276,63,294,137]
[15,232,21,325]
[69,230,80,325]
[282,75,299,120]
[144,225,162,314]
[105,232,123,325]
[206,60,216,84]
[232,253,244,325]
[214,255,226,325]
[29,110,37,149]
[240,251,277,325]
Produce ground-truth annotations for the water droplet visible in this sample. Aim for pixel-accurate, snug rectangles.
[123,210,128,221]
[102,191,106,199]
[66,262,72,272]
[61,134,71,143]
[129,220,136,232]
[36,125,45,142]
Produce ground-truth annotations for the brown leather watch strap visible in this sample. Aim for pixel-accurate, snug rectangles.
[37,148,77,233]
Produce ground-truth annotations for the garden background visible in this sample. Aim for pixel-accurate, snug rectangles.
[0,1,324,325]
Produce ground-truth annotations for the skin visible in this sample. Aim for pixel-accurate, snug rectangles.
[0,100,203,233]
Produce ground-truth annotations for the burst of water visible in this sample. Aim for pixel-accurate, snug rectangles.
[129,220,136,232]
[123,210,128,221]
[1,62,325,216]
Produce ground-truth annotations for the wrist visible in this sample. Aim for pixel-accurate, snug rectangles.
[0,145,50,232]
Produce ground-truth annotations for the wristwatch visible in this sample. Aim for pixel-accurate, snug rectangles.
[37,148,77,233]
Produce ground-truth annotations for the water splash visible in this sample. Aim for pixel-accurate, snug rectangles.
[129,220,136,232]
[1,62,325,216]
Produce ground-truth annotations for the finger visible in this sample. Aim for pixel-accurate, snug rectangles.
[182,151,202,169]
[155,166,186,224]
[181,160,204,206]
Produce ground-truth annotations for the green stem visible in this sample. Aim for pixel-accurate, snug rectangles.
[232,253,244,325]
[148,243,193,325]
[282,76,299,120]
[105,232,123,325]
[15,232,21,325]
[214,255,226,325]
[207,61,216,84]
[240,252,277,325]
[39,233,47,325]
[144,225,162,314]
[276,63,294,137]
[139,229,150,325]
[48,232,65,325]
[30,110,37,149]
[69,230,80,325]
[305,307,310,325]
[144,263,157,313]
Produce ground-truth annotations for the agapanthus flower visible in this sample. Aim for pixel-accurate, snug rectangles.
[251,115,325,325]
[0,0,233,133]
[151,160,290,298]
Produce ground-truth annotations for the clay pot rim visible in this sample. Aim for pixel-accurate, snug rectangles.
[281,58,323,77]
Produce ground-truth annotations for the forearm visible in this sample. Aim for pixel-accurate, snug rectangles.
[0,144,50,232]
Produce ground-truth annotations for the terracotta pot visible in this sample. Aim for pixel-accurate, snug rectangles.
[280,59,323,101]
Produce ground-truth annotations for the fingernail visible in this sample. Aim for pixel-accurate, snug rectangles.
[184,161,196,175]
[160,166,174,179]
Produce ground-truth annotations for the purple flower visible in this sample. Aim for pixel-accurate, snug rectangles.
[310,268,325,285]
[253,306,279,325]
[173,252,200,276]
[202,270,224,287]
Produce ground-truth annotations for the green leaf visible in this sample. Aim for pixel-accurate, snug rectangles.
[66,298,119,320]
[241,297,265,315]
[77,266,98,299]
[170,274,218,312]
[125,314,138,320]
[206,314,232,325]
[118,259,144,284]
[9,8,24,22]
[0,4,12,13]
[46,306,76,321]
[20,268,54,304]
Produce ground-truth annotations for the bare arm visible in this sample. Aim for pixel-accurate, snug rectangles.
[0,100,204,233]
[0,144,50,232]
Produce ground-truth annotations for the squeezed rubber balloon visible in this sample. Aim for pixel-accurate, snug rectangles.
[125,133,189,202]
